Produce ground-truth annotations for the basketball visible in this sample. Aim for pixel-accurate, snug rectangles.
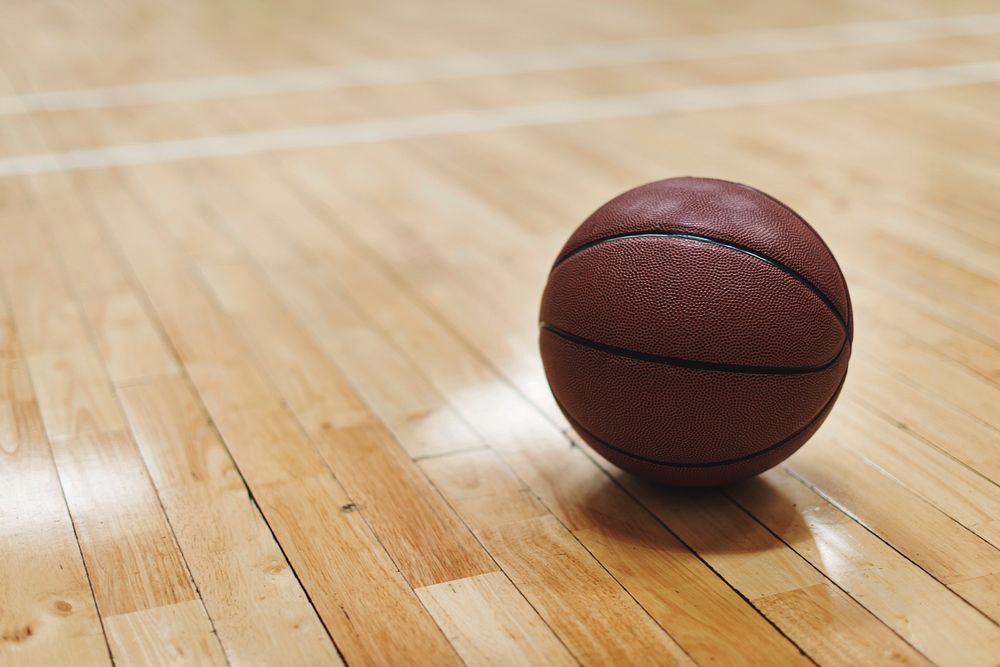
[540,177,853,487]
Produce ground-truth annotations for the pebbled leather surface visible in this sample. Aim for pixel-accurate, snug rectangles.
[543,236,845,369]
[541,330,850,465]
[563,375,846,487]
[539,177,852,487]
[555,177,852,338]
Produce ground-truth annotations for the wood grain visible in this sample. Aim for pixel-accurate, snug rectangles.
[0,298,110,667]
[90,180,461,665]
[198,259,496,587]
[117,377,343,665]
[3,2,999,664]
[421,450,696,666]
[0,184,228,663]
[102,601,227,667]
[733,468,1000,667]
[48,430,195,617]
[416,572,577,667]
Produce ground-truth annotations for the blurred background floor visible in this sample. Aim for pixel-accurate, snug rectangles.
[1,1,998,665]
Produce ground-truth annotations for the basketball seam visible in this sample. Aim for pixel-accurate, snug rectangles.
[552,230,850,337]
[729,178,854,335]
[541,321,848,375]
[555,369,849,469]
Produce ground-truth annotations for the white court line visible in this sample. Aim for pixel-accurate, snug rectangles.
[2,60,998,177]
[2,13,1000,114]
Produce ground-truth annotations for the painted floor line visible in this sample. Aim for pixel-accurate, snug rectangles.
[1,60,997,177]
[2,13,1000,114]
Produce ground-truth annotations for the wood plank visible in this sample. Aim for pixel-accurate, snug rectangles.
[103,601,227,667]
[858,330,1000,431]
[732,467,1000,667]
[609,469,932,667]
[256,473,461,666]
[124,163,241,263]
[951,573,1000,623]
[416,572,577,667]
[752,584,927,667]
[20,175,180,389]
[482,516,695,667]
[47,430,195,617]
[78,288,180,385]
[0,296,110,667]
[0,187,230,662]
[420,450,695,667]
[284,147,558,413]
[849,282,1000,383]
[786,437,1000,620]
[832,403,1000,546]
[199,259,497,588]
[846,362,1000,483]
[89,175,462,666]
[188,162,484,460]
[117,377,343,666]
[0,217,127,439]
[252,264,485,460]
[41,177,132,296]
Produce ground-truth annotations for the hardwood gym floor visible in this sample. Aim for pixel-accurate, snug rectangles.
[1,1,999,665]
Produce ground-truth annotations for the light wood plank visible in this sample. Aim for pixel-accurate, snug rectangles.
[0,218,127,439]
[41,177,133,297]
[0,188,230,663]
[117,377,344,666]
[416,572,577,667]
[258,264,486,460]
[124,163,241,263]
[189,162,485,460]
[832,403,1000,546]
[786,437,1000,620]
[198,259,497,588]
[609,469,932,667]
[732,467,1000,667]
[103,601,227,667]
[850,281,1000,383]
[77,288,180,386]
[859,329,1000,431]
[752,584,927,667]
[0,297,110,667]
[846,361,1000,483]
[48,430,195,617]
[951,573,1000,623]
[421,450,695,667]
[258,473,461,666]
[89,176,462,666]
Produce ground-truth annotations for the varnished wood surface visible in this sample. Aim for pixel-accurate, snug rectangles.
[1,1,998,665]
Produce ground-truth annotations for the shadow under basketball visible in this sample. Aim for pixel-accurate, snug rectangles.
[578,465,801,556]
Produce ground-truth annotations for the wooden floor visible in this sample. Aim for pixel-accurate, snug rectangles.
[2,1,999,665]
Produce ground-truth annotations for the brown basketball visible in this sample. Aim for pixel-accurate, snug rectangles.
[539,177,852,487]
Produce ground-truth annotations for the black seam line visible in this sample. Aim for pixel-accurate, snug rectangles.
[541,321,848,375]
[729,179,854,335]
[552,231,849,336]
[556,371,848,469]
